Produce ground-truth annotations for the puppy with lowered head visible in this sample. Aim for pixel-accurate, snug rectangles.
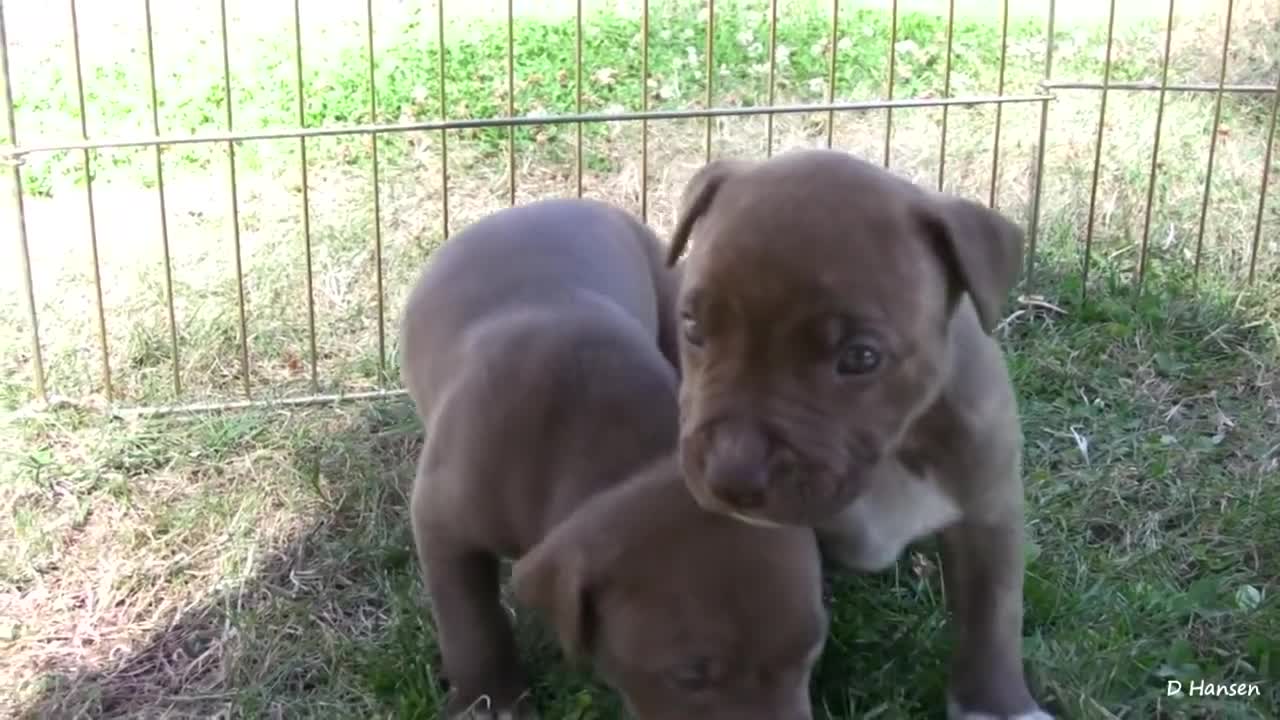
[664,149,1051,719]
[399,198,828,720]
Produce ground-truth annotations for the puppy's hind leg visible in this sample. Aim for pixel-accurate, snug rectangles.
[412,466,537,720]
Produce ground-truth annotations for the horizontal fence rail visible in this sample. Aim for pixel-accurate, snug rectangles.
[0,94,1058,159]
[1041,80,1277,94]
[2,0,1277,416]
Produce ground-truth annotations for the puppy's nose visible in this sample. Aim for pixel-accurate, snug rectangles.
[702,423,770,510]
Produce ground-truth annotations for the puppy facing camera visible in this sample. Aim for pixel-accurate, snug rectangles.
[665,148,1051,720]
[399,198,828,720]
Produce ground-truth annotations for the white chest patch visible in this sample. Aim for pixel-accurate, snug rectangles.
[817,464,962,573]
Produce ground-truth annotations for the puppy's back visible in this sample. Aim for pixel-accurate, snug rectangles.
[400,199,680,554]
[416,294,680,555]
[400,198,668,403]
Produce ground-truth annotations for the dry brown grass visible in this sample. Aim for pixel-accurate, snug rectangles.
[1,401,426,718]
[6,87,1275,411]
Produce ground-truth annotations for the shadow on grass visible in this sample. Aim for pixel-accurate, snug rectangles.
[10,251,1279,720]
[8,395,622,719]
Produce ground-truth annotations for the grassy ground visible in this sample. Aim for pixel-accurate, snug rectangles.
[2,0,1279,718]
[2,245,1277,719]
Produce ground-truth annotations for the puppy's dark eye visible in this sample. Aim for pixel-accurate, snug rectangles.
[668,657,713,692]
[681,311,704,347]
[836,341,881,375]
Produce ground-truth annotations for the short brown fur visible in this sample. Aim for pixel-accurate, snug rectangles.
[400,198,827,720]
[666,149,1051,720]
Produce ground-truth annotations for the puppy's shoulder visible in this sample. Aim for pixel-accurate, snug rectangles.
[938,297,1017,420]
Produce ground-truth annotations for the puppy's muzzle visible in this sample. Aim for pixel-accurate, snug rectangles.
[681,418,800,518]
[681,413,863,527]
[690,419,771,509]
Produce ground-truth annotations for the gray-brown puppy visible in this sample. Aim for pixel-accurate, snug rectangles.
[399,197,828,720]
[664,149,1050,720]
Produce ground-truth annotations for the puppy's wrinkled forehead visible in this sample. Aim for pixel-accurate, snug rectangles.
[682,161,945,323]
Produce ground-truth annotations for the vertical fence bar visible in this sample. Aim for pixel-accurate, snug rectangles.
[765,0,778,157]
[987,0,1009,208]
[219,0,252,398]
[824,0,839,148]
[143,0,181,399]
[704,0,715,161]
[506,0,515,206]
[882,0,898,167]
[0,7,47,402]
[1191,0,1234,285]
[1079,0,1116,303]
[575,0,583,197]
[1023,0,1056,290]
[1136,0,1176,293]
[640,0,649,221]
[366,0,386,384]
[292,0,319,392]
[437,0,450,239]
[68,0,113,401]
[936,0,955,192]
[1246,74,1280,284]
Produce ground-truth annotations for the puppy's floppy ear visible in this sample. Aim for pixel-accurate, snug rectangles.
[511,528,601,662]
[918,194,1026,333]
[666,158,752,266]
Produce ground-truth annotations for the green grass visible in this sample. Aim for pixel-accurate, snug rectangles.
[8,0,1245,197]
[2,0,1279,717]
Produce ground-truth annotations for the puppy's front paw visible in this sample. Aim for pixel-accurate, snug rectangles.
[946,696,1053,720]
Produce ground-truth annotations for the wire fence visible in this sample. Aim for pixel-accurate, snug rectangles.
[2,0,1278,416]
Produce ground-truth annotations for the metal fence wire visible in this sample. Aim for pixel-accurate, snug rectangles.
[2,0,1278,416]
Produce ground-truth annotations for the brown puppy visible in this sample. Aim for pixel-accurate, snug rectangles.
[664,149,1050,720]
[399,197,828,720]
